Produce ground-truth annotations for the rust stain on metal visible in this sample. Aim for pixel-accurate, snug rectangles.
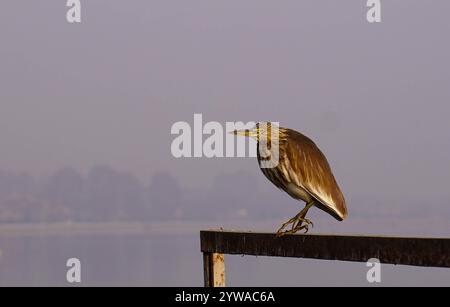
[203,252,226,287]
[212,253,226,287]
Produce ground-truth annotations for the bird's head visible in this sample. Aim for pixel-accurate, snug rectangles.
[230,122,281,142]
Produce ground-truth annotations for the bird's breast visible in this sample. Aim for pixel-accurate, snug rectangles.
[257,142,273,162]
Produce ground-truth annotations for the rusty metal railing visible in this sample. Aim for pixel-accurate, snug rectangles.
[200,230,450,287]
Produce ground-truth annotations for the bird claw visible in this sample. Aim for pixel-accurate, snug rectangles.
[275,213,315,237]
[276,224,309,237]
[291,217,313,231]
[303,225,309,234]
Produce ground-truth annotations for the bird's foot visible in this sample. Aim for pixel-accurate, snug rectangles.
[292,218,313,230]
[276,224,309,237]
[276,217,299,234]
[275,217,313,237]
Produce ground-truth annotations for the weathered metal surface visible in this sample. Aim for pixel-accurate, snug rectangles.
[200,230,450,268]
[203,252,226,287]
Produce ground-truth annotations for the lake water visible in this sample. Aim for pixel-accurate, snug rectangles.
[0,222,449,286]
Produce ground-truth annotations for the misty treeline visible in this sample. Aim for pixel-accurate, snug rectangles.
[0,166,291,223]
[1,166,448,224]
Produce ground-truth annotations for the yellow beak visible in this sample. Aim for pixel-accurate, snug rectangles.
[230,128,260,139]
[230,129,251,137]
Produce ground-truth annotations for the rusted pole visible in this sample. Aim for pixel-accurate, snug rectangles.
[203,252,226,287]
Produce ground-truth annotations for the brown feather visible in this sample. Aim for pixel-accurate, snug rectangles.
[257,127,347,221]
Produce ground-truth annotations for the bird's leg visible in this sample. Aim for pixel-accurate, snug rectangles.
[277,224,309,236]
[276,212,303,235]
[292,201,314,230]
[276,201,315,237]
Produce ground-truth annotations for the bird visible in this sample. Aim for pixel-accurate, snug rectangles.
[232,122,347,236]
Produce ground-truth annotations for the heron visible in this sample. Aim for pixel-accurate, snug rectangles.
[232,123,347,236]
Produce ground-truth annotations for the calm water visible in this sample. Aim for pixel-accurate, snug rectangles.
[1,230,450,286]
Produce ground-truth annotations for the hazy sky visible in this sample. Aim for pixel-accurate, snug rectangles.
[1,0,450,205]
[2,0,450,287]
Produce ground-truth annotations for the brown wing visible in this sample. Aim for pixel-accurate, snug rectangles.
[284,129,348,221]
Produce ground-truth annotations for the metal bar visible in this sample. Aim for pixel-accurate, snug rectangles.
[203,252,213,287]
[200,230,450,268]
[203,252,226,287]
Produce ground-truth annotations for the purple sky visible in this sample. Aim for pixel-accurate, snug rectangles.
[1,1,450,203]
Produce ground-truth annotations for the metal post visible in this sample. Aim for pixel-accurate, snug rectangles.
[203,252,226,287]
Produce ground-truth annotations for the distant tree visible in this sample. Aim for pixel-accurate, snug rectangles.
[84,165,146,221]
[147,172,183,220]
[0,170,36,199]
[41,167,83,221]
